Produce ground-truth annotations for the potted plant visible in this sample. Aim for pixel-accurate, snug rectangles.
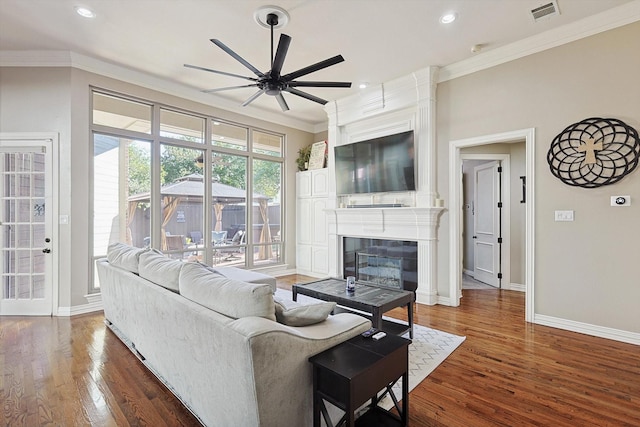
[296,144,312,171]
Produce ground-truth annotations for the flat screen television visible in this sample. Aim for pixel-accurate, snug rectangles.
[334,130,415,195]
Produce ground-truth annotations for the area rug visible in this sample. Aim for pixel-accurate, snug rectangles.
[274,289,466,410]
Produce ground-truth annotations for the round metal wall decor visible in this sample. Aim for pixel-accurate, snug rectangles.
[547,117,640,188]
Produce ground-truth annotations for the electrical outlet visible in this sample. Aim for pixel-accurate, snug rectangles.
[611,196,631,206]
[554,210,574,221]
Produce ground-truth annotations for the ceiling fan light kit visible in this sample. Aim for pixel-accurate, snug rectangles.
[185,6,351,112]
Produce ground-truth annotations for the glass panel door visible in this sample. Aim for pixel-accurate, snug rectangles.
[0,142,53,315]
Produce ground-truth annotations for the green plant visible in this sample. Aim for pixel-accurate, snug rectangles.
[296,144,312,171]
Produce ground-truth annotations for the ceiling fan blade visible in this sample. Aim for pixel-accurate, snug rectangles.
[242,89,266,106]
[288,81,352,88]
[282,55,345,81]
[271,34,291,77]
[202,84,259,93]
[211,39,265,78]
[184,64,258,82]
[275,93,289,111]
[285,88,328,105]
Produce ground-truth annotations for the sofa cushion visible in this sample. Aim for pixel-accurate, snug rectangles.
[212,266,277,292]
[179,262,276,321]
[273,296,336,326]
[138,249,183,292]
[107,242,147,274]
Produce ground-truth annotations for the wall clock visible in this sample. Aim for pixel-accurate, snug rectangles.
[546,117,640,188]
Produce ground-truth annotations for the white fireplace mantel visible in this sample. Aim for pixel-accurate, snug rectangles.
[325,206,444,305]
[318,66,443,306]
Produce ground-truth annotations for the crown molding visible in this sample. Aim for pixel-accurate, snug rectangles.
[0,50,319,133]
[439,0,640,82]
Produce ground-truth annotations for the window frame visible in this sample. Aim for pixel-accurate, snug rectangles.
[89,89,285,293]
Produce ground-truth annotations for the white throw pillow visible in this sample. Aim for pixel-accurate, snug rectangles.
[273,296,336,326]
[107,242,147,274]
[138,249,183,292]
[179,262,275,321]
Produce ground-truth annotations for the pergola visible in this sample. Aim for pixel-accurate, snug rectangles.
[127,174,272,257]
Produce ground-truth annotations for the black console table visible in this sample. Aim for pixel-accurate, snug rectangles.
[309,334,411,427]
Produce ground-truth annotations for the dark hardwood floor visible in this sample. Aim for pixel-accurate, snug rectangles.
[2,275,638,426]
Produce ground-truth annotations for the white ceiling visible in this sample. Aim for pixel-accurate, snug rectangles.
[0,0,635,129]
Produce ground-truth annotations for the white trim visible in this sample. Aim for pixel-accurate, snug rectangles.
[535,314,640,346]
[439,1,640,82]
[509,283,525,292]
[57,301,103,317]
[449,128,535,322]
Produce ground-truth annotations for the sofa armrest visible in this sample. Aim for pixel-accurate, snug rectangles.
[228,312,371,340]
[227,313,371,427]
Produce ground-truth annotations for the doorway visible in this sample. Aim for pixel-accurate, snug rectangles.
[0,133,58,316]
[449,128,535,322]
[462,159,507,288]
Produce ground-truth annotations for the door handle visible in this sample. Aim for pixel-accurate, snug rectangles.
[472,236,477,239]
[42,248,51,253]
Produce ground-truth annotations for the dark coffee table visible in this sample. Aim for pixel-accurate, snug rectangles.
[293,278,414,338]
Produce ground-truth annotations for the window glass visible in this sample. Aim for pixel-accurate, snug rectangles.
[92,92,152,133]
[252,158,282,265]
[212,121,247,151]
[160,109,205,143]
[93,135,151,288]
[160,145,204,259]
[252,130,283,157]
[212,152,247,267]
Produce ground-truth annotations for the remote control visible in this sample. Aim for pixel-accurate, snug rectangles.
[372,331,386,340]
[361,328,379,338]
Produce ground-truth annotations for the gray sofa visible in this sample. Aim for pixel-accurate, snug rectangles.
[96,243,370,427]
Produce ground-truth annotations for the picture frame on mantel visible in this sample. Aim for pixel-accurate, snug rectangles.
[307,141,327,170]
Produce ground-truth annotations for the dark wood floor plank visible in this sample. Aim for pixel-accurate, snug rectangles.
[1,276,639,426]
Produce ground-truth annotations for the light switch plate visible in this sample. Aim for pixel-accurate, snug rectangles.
[554,210,574,221]
[59,215,69,224]
[611,196,631,206]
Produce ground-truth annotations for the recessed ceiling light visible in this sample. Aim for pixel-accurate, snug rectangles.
[440,12,457,24]
[359,83,368,89]
[75,6,96,18]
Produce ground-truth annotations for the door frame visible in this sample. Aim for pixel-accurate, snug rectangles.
[467,157,510,288]
[0,132,59,315]
[449,128,535,322]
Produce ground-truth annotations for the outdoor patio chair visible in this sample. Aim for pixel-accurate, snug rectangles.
[165,235,186,260]
[189,231,204,246]
[218,230,245,261]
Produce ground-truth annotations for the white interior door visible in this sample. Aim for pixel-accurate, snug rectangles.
[0,139,53,315]
[473,161,500,287]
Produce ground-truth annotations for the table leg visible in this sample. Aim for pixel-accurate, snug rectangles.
[407,301,414,339]
[372,307,382,330]
[293,288,298,302]
[401,370,409,426]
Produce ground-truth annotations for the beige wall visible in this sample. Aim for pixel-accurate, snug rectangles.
[437,22,640,332]
[1,66,315,309]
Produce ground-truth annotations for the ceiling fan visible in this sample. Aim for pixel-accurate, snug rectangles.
[184,8,351,112]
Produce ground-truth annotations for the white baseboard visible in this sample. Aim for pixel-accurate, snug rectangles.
[57,301,103,317]
[534,314,640,346]
[509,282,525,292]
[56,293,103,316]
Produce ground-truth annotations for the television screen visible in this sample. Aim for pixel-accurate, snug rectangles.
[335,130,415,195]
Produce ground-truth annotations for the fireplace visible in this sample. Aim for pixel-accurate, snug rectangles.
[343,237,418,292]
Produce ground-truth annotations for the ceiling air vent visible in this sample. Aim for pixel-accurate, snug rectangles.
[531,1,560,21]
